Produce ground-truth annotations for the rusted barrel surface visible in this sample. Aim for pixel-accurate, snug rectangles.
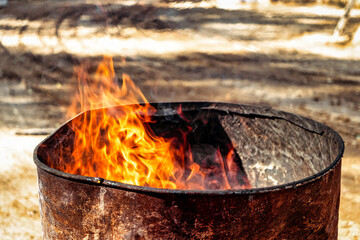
[34,102,344,240]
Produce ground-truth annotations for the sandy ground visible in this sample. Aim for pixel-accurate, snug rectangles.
[0,0,359,239]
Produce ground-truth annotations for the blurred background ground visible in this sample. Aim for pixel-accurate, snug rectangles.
[0,0,359,239]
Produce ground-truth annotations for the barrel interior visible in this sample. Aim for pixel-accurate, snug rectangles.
[36,103,342,189]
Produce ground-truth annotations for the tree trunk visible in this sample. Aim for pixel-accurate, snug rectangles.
[333,0,356,38]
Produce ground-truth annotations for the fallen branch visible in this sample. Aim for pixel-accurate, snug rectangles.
[15,128,55,136]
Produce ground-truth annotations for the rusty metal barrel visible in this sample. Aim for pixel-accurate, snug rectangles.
[34,102,344,239]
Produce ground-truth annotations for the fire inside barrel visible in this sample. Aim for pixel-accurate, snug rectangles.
[50,56,251,190]
[34,57,344,239]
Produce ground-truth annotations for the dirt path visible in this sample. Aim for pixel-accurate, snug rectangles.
[0,1,359,239]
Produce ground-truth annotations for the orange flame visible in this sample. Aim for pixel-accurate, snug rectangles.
[61,56,250,190]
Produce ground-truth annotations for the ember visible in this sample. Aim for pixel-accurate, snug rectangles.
[50,56,250,190]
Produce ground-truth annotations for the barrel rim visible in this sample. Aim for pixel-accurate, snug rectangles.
[33,101,344,195]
